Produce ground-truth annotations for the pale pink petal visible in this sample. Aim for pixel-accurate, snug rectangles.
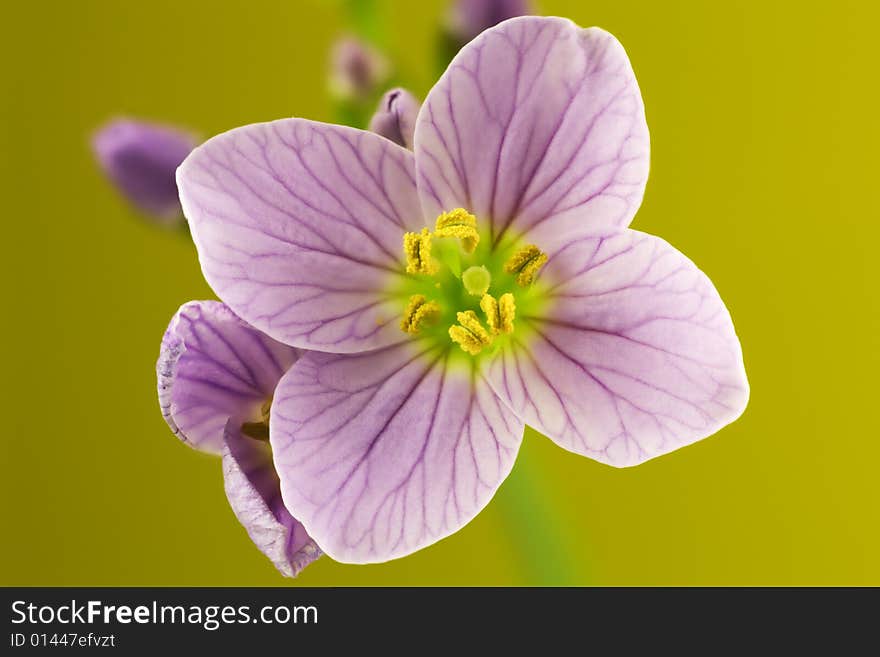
[177,119,426,353]
[270,344,524,563]
[415,16,649,250]
[223,423,321,577]
[486,230,749,466]
[157,300,298,454]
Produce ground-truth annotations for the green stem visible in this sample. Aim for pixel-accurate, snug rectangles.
[494,447,584,585]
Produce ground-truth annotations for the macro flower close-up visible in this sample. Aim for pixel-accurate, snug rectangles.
[6,0,880,642]
[172,16,748,565]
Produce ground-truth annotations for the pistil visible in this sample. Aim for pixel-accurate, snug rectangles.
[462,265,491,297]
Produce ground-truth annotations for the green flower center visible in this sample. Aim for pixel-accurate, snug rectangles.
[395,208,549,362]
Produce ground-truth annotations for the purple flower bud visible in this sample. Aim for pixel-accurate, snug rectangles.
[446,0,534,46]
[92,118,197,222]
[368,88,421,150]
[329,36,390,101]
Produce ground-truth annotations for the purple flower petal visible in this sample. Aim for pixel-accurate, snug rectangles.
[485,230,749,466]
[415,17,649,251]
[158,300,298,454]
[368,88,421,150]
[269,344,524,563]
[177,119,426,353]
[92,118,197,221]
[223,423,321,577]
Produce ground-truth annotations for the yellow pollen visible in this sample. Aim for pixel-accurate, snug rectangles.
[403,228,436,274]
[480,293,516,335]
[504,244,548,286]
[400,294,441,334]
[434,208,480,253]
[448,310,493,355]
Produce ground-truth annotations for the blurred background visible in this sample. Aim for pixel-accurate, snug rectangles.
[1,0,878,585]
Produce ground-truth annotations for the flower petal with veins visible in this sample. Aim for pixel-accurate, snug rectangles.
[177,119,427,353]
[223,423,322,577]
[485,230,749,466]
[415,17,649,251]
[158,300,298,454]
[270,344,524,563]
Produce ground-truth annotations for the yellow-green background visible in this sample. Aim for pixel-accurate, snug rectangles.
[1,0,877,585]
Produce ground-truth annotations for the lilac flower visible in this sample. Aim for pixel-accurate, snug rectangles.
[445,0,533,46]
[174,17,749,564]
[93,118,197,222]
[368,88,421,149]
[157,301,321,576]
[329,36,390,101]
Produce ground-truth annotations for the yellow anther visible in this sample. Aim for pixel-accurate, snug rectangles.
[448,310,493,355]
[456,310,489,338]
[241,398,272,441]
[480,293,516,335]
[403,228,436,274]
[503,244,548,287]
[498,293,516,333]
[434,208,480,253]
[400,295,441,334]
[479,294,499,334]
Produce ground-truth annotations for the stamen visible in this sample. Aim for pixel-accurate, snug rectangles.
[503,244,548,286]
[240,421,269,440]
[400,294,441,334]
[448,310,493,355]
[498,293,516,333]
[480,293,515,335]
[480,294,499,334]
[434,208,480,253]
[461,265,491,297]
[403,228,436,274]
[241,398,272,441]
